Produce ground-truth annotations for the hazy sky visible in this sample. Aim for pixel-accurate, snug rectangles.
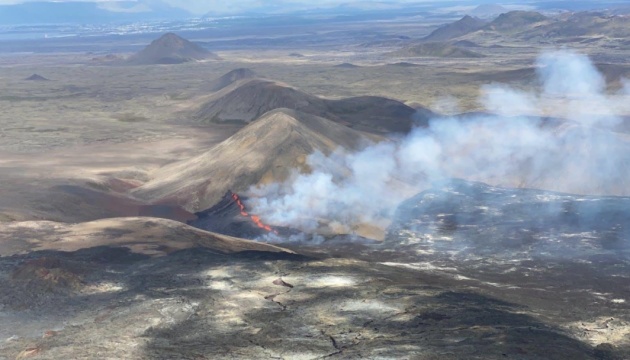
[0,0,457,15]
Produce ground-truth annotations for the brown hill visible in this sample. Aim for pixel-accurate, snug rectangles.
[416,11,546,45]
[424,11,630,45]
[519,12,630,41]
[423,15,487,42]
[203,68,258,92]
[195,79,323,123]
[447,11,629,45]
[194,78,427,134]
[24,74,49,81]
[133,108,382,211]
[391,42,485,58]
[127,33,219,65]
[484,11,548,32]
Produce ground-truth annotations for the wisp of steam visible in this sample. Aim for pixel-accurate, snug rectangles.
[248,50,630,238]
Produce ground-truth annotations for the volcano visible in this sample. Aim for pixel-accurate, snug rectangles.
[132,108,382,211]
[188,191,380,242]
[127,33,219,65]
[194,78,430,134]
[189,191,290,239]
[24,74,50,81]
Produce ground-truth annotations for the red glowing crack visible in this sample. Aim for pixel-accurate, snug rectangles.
[231,192,278,234]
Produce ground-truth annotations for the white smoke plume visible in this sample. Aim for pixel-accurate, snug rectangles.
[248,50,630,236]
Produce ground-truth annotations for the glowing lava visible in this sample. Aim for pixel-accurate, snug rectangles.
[232,193,249,216]
[231,192,277,234]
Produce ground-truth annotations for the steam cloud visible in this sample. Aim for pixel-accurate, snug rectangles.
[248,50,630,237]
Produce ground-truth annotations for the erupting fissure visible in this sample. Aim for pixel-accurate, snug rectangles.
[231,192,278,234]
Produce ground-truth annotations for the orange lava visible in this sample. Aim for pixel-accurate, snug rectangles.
[231,192,277,234]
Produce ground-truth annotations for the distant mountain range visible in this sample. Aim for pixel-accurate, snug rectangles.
[419,10,630,45]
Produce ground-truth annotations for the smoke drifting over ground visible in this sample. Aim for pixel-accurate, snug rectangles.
[248,51,630,237]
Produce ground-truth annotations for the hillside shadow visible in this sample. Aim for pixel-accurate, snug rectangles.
[0,246,308,311]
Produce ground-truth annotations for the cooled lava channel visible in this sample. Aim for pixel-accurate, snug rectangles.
[189,191,295,239]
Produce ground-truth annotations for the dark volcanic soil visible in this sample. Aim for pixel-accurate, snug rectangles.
[1,246,625,359]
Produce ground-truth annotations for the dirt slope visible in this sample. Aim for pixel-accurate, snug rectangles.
[133,108,382,211]
[0,216,291,257]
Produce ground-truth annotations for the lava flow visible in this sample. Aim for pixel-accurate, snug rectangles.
[231,192,278,234]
